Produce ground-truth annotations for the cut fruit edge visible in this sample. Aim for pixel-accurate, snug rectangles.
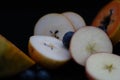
[28,36,71,69]
[86,53,120,80]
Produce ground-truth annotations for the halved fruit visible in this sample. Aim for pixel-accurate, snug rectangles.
[34,13,74,40]
[86,53,120,80]
[62,11,86,31]
[92,0,120,45]
[28,35,71,69]
[70,26,113,66]
[0,35,35,77]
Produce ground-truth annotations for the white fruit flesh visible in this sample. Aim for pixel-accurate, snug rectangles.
[86,53,120,80]
[70,26,113,66]
[62,11,86,31]
[29,36,71,61]
[34,13,74,40]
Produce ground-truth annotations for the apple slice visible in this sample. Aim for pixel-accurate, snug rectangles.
[62,11,86,31]
[70,26,113,66]
[28,35,71,69]
[86,53,120,80]
[33,13,74,40]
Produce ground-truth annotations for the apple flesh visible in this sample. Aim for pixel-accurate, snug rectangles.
[86,53,120,80]
[28,35,71,69]
[33,13,75,40]
[70,26,113,66]
[62,11,86,31]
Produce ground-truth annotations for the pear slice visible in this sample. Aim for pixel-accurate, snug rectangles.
[62,11,86,31]
[28,35,71,69]
[0,35,35,77]
[34,13,75,40]
[70,26,113,66]
[86,53,120,80]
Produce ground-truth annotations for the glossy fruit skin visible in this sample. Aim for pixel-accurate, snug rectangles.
[19,69,36,80]
[34,64,52,80]
[18,64,52,80]
[36,69,51,80]
[62,31,74,49]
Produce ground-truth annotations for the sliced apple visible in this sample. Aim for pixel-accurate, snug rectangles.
[86,53,120,80]
[70,26,113,66]
[33,13,75,40]
[28,35,71,69]
[0,35,35,77]
[62,11,86,31]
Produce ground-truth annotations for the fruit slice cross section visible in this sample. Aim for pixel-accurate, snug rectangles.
[70,26,113,66]
[86,53,120,80]
[28,36,71,69]
[34,13,75,40]
[92,0,120,45]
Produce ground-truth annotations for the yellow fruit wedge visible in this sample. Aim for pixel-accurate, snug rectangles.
[0,35,35,77]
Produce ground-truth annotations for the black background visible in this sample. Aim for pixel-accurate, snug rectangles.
[0,0,111,53]
[0,0,112,80]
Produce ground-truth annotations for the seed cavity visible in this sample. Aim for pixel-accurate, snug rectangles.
[50,30,59,39]
[98,9,114,32]
[103,64,114,73]
[86,42,96,54]
[44,43,54,50]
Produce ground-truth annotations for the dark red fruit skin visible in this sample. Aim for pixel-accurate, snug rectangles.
[85,70,96,80]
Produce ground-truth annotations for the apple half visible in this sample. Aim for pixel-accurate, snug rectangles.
[28,35,71,69]
[62,11,86,31]
[33,13,74,40]
[70,26,113,66]
[86,53,120,80]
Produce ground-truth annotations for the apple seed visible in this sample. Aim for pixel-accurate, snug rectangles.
[44,43,54,50]
[50,30,59,39]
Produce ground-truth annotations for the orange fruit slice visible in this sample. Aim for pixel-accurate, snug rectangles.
[0,35,35,77]
[92,0,120,45]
